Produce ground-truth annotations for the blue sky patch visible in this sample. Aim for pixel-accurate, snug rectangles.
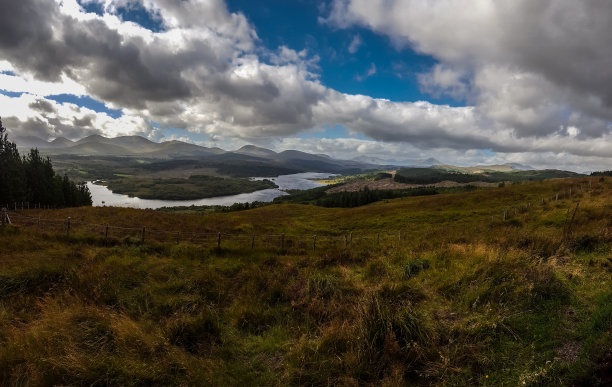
[47,94,123,119]
[226,0,462,106]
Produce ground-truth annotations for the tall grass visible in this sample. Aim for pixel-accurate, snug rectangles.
[1,177,611,385]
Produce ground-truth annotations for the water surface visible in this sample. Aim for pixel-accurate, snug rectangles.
[87,172,333,209]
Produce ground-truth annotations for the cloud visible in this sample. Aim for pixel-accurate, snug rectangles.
[348,35,362,54]
[0,92,153,140]
[0,0,611,172]
[356,63,376,81]
[418,64,469,100]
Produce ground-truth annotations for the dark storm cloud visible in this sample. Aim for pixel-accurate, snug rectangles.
[28,99,56,113]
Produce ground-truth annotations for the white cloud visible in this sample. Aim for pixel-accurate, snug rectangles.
[0,0,611,172]
[348,35,362,54]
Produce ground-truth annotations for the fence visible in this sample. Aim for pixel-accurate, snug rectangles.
[1,180,597,253]
[3,211,417,253]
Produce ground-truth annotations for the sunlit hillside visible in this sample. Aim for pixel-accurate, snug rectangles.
[1,176,611,385]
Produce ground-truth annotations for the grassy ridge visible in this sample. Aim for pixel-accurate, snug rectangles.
[394,167,582,185]
[1,177,612,385]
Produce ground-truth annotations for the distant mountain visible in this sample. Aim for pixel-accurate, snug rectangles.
[352,155,441,167]
[36,135,225,158]
[14,135,50,149]
[435,163,535,173]
[235,145,277,158]
[49,137,74,148]
[27,134,380,177]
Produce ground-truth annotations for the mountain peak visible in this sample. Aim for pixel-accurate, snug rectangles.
[235,145,277,157]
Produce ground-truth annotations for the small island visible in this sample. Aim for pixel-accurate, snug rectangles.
[103,175,278,200]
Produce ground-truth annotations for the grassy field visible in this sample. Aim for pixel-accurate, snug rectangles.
[1,177,612,385]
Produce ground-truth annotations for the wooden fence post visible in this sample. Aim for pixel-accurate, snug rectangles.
[313,235,316,252]
[398,230,401,242]
[66,217,71,237]
[251,234,255,249]
[349,233,352,246]
[556,193,559,201]
[377,233,380,245]
[141,227,146,244]
[344,234,347,248]
[105,224,109,241]
[177,232,180,245]
[217,232,221,248]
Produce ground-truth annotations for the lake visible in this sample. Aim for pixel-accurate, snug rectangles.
[87,172,334,209]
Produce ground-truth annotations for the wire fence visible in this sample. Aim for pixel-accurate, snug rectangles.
[3,211,419,253]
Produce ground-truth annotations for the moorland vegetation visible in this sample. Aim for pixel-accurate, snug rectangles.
[1,176,611,385]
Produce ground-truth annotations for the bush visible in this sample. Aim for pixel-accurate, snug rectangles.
[404,259,430,279]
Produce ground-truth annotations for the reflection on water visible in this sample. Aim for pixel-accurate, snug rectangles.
[87,172,334,209]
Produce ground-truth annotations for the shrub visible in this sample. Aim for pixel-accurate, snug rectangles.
[404,259,430,279]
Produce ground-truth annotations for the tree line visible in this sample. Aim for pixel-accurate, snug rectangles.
[0,118,92,208]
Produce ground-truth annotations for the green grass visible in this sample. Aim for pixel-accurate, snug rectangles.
[1,176,611,385]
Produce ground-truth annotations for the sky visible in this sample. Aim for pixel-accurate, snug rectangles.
[1,0,612,172]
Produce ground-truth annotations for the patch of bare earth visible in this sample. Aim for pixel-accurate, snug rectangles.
[556,341,582,364]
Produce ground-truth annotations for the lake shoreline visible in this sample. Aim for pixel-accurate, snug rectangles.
[87,172,336,209]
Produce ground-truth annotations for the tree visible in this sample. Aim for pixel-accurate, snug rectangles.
[0,118,25,205]
[0,117,92,207]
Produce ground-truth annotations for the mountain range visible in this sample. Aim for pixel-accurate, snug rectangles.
[13,134,533,173]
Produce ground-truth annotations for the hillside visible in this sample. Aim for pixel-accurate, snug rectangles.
[1,177,612,385]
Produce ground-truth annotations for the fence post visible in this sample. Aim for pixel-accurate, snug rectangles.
[344,234,347,248]
[349,232,352,246]
[377,233,380,245]
[398,230,401,242]
[177,232,180,245]
[1,208,6,226]
[141,227,146,244]
[66,217,71,237]
[105,224,109,241]
[556,193,559,201]
[251,234,255,249]
[313,235,316,252]
[217,232,221,249]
